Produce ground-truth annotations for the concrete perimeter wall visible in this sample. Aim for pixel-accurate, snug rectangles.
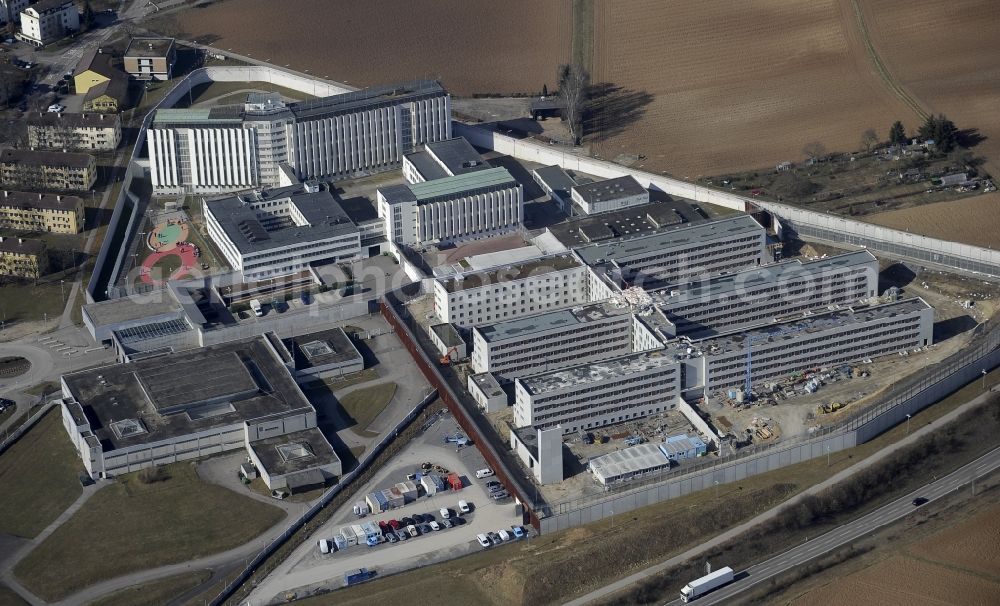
[454,123,1000,279]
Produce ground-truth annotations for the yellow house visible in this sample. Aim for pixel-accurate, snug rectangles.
[83,77,128,114]
[0,191,85,234]
[0,236,48,279]
[74,49,117,96]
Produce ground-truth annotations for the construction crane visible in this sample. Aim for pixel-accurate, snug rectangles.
[439,346,459,366]
[744,334,768,401]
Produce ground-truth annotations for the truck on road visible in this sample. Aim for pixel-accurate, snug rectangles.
[680,566,734,602]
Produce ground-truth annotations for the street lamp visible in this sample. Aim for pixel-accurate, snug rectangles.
[60,279,65,303]
[982,369,988,391]
[905,413,912,435]
[714,480,719,499]
[826,445,831,467]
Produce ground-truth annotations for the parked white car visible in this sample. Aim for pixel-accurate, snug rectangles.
[458,499,471,514]
[475,468,494,479]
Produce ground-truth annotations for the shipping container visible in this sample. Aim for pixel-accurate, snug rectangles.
[447,473,463,491]
[344,568,374,586]
[421,473,444,495]
[339,526,359,546]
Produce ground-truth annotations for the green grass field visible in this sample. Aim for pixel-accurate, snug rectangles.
[87,570,211,606]
[0,409,83,538]
[14,462,285,602]
[338,382,397,437]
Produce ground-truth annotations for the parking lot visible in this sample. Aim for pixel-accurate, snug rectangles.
[246,412,525,604]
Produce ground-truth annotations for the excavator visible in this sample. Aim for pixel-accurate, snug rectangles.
[439,346,459,366]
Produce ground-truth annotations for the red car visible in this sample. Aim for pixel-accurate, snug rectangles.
[388,519,401,530]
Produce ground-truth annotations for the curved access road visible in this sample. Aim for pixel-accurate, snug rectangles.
[665,446,1000,605]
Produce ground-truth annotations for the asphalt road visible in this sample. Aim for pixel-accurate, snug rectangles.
[664,447,1000,605]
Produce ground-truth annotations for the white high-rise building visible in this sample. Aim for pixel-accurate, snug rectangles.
[148,81,451,195]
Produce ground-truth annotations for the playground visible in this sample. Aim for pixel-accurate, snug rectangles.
[139,212,198,286]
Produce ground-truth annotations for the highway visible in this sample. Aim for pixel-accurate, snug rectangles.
[664,446,1000,605]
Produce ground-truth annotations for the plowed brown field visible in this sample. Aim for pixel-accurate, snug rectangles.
[156,0,571,96]
[789,503,1000,606]
[864,192,1000,249]
[589,0,915,178]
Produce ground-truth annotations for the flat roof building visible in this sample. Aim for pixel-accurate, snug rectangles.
[402,137,487,183]
[203,182,362,280]
[432,252,589,327]
[468,372,507,413]
[377,167,523,245]
[570,175,649,215]
[589,443,671,485]
[696,297,934,393]
[576,215,767,289]
[272,327,365,380]
[60,335,341,484]
[123,37,177,81]
[472,300,638,383]
[531,165,578,213]
[514,349,684,433]
[653,250,879,339]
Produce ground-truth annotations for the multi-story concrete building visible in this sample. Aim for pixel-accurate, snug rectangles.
[652,250,879,339]
[472,300,637,383]
[27,112,121,151]
[377,167,523,245]
[432,253,589,327]
[149,81,451,195]
[696,297,934,393]
[147,107,259,195]
[0,0,28,25]
[0,190,84,234]
[0,236,46,278]
[60,335,342,489]
[123,37,176,81]
[402,137,488,183]
[570,175,649,215]
[0,149,96,191]
[285,80,450,182]
[17,0,77,47]
[514,349,684,433]
[576,215,767,289]
[203,181,361,280]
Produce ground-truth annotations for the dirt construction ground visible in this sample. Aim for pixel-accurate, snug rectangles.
[150,0,571,95]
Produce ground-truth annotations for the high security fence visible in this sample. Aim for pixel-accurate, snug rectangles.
[210,389,438,606]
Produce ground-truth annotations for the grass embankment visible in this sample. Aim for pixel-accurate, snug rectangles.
[0,409,82,538]
[87,570,212,606]
[0,584,28,606]
[14,462,285,602]
[606,395,1000,605]
[338,382,397,437]
[301,367,379,393]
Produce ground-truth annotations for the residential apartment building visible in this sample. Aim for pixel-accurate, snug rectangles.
[402,137,488,183]
[653,250,879,339]
[0,190,84,233]
[123,37,176,81]
[149,81,451,195]
[432,253,589,327]
[570,175,649,215]
[0,149,96,191]
[377,167,523,245]
[17,0,77,47]
[576,215,767,289]
[27,112,122,151]
[203,182,362,280]
[472,301,636,383]
[0,236,47,278]
[514,349,683,434]
[697,298,934,393]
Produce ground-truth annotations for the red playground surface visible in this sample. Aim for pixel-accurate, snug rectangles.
[140,219,197,285]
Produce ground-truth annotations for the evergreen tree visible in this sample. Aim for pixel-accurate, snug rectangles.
[917,114,958,152]
[888,121,907,146]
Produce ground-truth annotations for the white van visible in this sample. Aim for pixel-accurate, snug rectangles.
[475,468,494,479]
[318,539,331,554]
[497,529,511,542]
[249,299,263,317]
[440,507,451,519]
[458,500,471,514]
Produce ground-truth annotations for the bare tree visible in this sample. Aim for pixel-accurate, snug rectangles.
[861,128,879,153]
[557,63,589,145]
[802,141,827,161]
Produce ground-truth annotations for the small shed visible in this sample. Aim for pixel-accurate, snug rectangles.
[333,535,349,550]
[421,473,444,495]
[383,487,404,508]
[659,434,707,461]
[446,472,463,491]
[239,463,257,480]
[394,481,418,503]
[340,526,359,546]
[366,491,388,513]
